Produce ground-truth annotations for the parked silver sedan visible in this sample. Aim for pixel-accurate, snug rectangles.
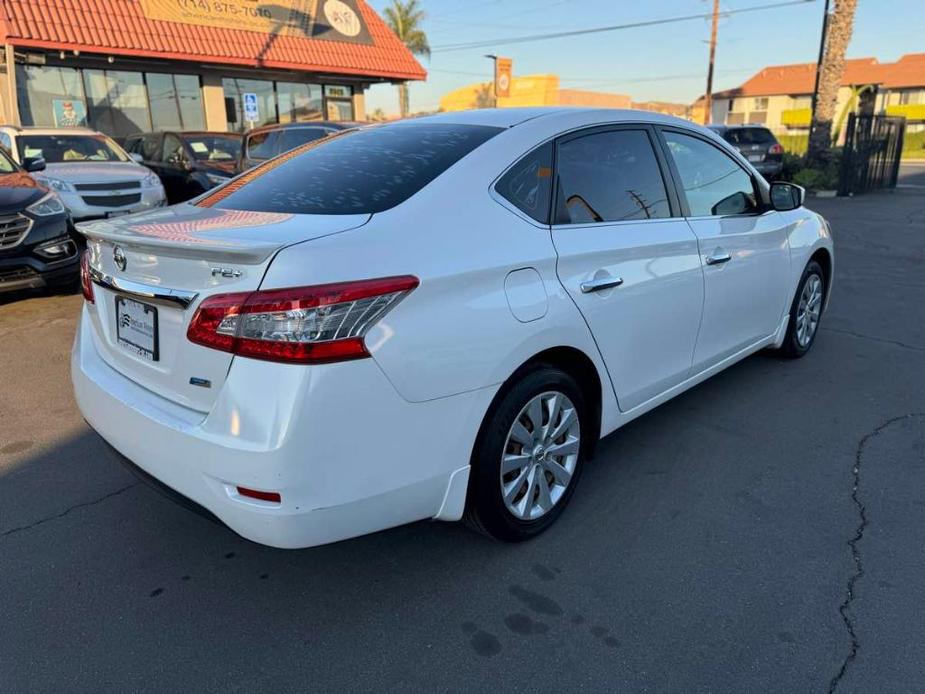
[0,126,166,221]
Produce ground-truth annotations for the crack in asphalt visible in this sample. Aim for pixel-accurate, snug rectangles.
[0,482,139,540]
[828,413,925,693]
[821,327,925,353]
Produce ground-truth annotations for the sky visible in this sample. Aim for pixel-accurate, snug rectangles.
[364,0,921,116]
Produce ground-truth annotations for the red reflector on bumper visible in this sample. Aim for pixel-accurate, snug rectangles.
[236,487,281,503]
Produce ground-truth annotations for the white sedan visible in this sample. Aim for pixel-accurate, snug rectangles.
[72,108,833,548]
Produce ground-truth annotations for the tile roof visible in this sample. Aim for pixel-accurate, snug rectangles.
[711,53,925,99]
[0,0,426,81]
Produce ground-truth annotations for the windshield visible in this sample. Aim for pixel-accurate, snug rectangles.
[0,147,17,174]
[18,134,129,164]
[199,123,502,215]
[183,135,242,162]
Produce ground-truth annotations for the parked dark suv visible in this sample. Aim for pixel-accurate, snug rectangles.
[708,125,784,180]
[125,131,242,203]
[237,121,361,173]
[0,146,78,294]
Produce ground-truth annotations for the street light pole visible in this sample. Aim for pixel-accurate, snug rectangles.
[485,54,498,108]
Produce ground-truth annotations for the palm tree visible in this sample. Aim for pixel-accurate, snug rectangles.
[384,0,430,118]
[807,0,858,165]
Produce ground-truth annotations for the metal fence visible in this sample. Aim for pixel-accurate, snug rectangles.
[838,114,906,196]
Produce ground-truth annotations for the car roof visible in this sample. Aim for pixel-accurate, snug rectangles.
[406,107,699,130]
[709,124,772,130]
[1,126,100,136]
[245,121,359,136]
[126,131,242,139]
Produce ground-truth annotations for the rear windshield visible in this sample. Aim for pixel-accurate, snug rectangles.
[722,128,776,145]
[201,123,502,215]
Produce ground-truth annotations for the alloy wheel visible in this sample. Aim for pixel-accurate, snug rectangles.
[795,273,823,347]
[500,391,581,521]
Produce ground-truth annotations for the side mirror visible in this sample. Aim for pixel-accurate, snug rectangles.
[129,152,144,164]
[770,181,805,211]
[23,156,46,173]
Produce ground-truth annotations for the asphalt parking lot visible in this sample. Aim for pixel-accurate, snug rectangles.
[2,169,923,693]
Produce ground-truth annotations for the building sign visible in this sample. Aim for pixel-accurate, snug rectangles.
[138,0,372,45]
[243,93,259,123]
[495,57,513,99]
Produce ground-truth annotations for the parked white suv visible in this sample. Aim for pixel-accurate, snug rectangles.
[0,126,166,221]
[72,108,833,549]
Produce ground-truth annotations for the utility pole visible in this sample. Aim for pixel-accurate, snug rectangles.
[810,0,832,117]
[485,54,498,108]
[703,0,720,125]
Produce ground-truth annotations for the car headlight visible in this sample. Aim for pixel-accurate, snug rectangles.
[26,192,67,217]
[141,171,162,189]
[205,172,231,187]
[34,175,74,193]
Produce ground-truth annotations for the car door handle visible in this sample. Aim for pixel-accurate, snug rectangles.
[580,276,624,293]
[705,252,732,266]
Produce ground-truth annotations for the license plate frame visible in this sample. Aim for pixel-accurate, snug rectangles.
[115,296,159,362]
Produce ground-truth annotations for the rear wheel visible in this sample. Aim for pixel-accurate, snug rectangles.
[779,260,826,358]
[465,364,588,542]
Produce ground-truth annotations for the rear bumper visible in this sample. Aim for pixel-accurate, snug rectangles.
[71,306,491,548]
[755,160,783,177]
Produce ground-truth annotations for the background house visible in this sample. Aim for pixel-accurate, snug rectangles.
[699,53,925,141]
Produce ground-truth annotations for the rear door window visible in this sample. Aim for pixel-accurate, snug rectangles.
[142,134,161,161]
[200,123,502,215]
[278,128,330,154]
[246,130,280,161]
[555,129,671,224]
[496,142,553,223]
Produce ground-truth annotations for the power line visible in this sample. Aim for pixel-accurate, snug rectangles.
[431,0,817,53]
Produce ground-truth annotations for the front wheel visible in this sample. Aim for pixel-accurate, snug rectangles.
[779,260,826,358]
[465,364,589,542]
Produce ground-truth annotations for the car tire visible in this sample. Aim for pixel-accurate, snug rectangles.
[778,260,826,359]
[465,363,589,542]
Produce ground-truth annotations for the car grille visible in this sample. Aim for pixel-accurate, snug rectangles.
[74,180,141,191]
[81,193,142,207]
[0,214,33,249]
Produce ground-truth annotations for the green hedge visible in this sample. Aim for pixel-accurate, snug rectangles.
[777,134,808,155]
[775,130,924,160]
[904,130,925,158]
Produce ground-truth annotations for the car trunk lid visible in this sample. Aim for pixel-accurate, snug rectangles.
[78,204,370,411]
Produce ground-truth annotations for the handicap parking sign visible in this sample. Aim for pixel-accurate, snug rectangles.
[243,93,259,123]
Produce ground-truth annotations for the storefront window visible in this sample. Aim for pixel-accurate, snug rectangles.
[147,73,205,131]
[324,85,354,121]
[83,70,151,138]
[277,82,323,123]
[16,65,88,128]
[223,78,276,132]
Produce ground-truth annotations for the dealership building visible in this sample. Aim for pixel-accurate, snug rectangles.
[0,0,425,140]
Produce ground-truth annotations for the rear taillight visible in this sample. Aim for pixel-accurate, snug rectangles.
[80,250,95,304]
[769,143,784,155]
[187,275,419,364]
